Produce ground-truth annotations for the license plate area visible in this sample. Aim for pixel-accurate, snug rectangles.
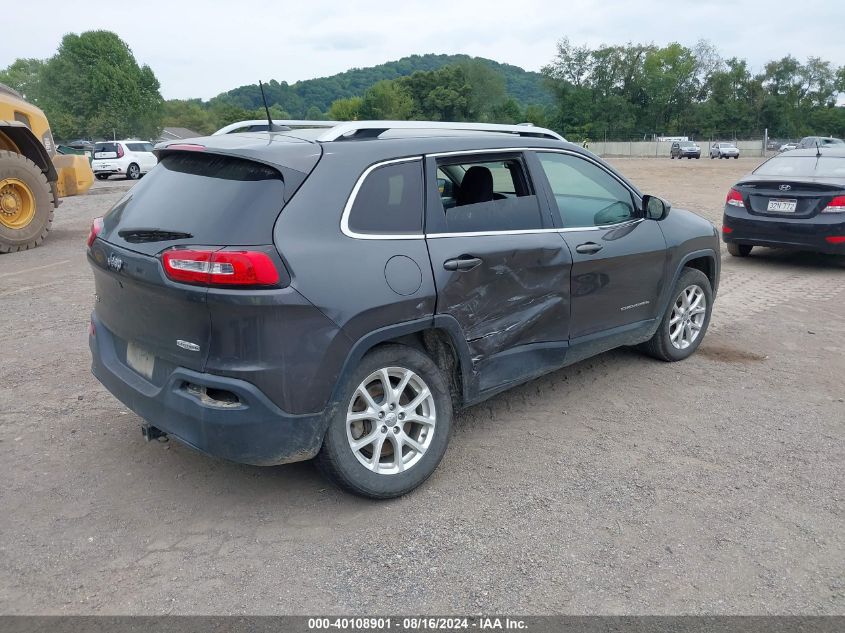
[126,341,155,380]
[767,198,797,213]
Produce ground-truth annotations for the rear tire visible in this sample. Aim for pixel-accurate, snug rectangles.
[639,268,713,362]
[126,163,140,180]
[0,151,54,253]
[95,173,110,181]
[727,243,753,257]
[315,344,453,499]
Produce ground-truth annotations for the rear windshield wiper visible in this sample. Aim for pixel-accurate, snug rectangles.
[117,228,193,243]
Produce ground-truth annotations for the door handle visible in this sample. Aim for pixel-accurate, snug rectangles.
[443,256,482,271]
[575,242,603,254]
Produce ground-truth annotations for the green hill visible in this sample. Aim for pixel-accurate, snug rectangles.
[210,54,554,117]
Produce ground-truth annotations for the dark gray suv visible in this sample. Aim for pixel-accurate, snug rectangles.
[87,121,720,498]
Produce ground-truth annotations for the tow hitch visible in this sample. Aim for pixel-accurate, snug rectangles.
[141,424,168,442]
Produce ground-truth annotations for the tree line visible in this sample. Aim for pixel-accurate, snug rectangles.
[2,31,843,141]
[542,38,845,140]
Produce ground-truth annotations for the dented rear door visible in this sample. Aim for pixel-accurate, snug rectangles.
[423,153,572,370]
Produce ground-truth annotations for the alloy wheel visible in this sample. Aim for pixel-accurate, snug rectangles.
[346,367,436,475]
[669,285,707,350]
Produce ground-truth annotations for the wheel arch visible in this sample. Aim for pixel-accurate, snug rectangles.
[658,248,720,317]
[328,316,474,411]
[0,125,57,183]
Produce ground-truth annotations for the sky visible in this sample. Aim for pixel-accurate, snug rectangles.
[4,0,844,100]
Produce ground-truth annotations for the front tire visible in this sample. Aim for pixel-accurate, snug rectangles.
[727,243,753,257]
[640,268,713,362]
[126,163,141,180]
[0,151,54,253]
[316,344,453,499]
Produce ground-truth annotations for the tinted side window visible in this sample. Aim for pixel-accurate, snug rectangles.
[537,153,636,228]
[436,156,543,233]
[347,160,423,235]
[127,142,150,152]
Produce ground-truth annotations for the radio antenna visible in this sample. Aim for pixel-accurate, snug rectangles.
[258,80,288,133]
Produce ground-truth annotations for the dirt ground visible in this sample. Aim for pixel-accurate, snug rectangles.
[1,157,843,615]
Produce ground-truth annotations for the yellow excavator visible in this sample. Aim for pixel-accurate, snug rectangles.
[0,83,93,253]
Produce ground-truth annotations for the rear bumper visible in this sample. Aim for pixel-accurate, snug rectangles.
[722,207,845,254]
[89,314,327,466]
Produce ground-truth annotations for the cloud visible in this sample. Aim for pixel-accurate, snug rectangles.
[2,0,843,100]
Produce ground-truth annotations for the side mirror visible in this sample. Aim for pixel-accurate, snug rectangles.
[643,195,671,221]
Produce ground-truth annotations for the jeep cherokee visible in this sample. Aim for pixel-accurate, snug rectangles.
[87,121,720,498]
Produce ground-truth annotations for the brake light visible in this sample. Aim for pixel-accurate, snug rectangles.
[161,248,279,286]
[166,144,205,152]
[87,217,103,247]
[722,226,733,234]
[116,144,124,158]
[726,188,744,207]
[822,196,845,213]
[825,236,845,244]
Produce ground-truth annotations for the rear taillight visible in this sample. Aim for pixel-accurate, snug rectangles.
[161,248,280,286]
[722,226,733,234]
[116,144,124,158]
[87,217,103,247]
[825,236,845,244]
[822,196,845,213]
[726,188,744,207]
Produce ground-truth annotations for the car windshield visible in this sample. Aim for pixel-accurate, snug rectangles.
[753,156,845,178]
[719,143,736,148]
[680,142,694,147]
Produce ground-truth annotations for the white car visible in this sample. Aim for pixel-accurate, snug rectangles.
[709,142,740,159]
[91,140,157,180]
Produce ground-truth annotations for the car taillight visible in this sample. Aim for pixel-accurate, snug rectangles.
[161,248,280,286]
[116,144,124,158]
[722,226,733,233]
[825,236,845,244]
[822,196,845,213]
[726,188,744,207]
[87,217,103,247]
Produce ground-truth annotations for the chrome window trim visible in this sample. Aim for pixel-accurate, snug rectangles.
[425,219,643,239]
[340,148,643,240]
[340,156,425,240]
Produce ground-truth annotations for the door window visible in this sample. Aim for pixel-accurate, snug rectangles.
[537,153,636,228]
[435,156,543,233]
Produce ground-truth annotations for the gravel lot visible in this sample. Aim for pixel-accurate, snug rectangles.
[1,157,843,615]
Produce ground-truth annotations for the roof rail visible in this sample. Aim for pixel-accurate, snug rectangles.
[315,120,566,142]
[213,119,340,135]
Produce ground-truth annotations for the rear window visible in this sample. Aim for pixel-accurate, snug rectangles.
[94,143,119,154]
[753,156,845,178]
[102,153,285,250]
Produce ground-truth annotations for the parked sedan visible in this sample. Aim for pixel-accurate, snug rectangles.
[722,147,845,256]
[710,142,740,159]
[779,142,799,152]
[797,136,845,150]
[670,141,701,159]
